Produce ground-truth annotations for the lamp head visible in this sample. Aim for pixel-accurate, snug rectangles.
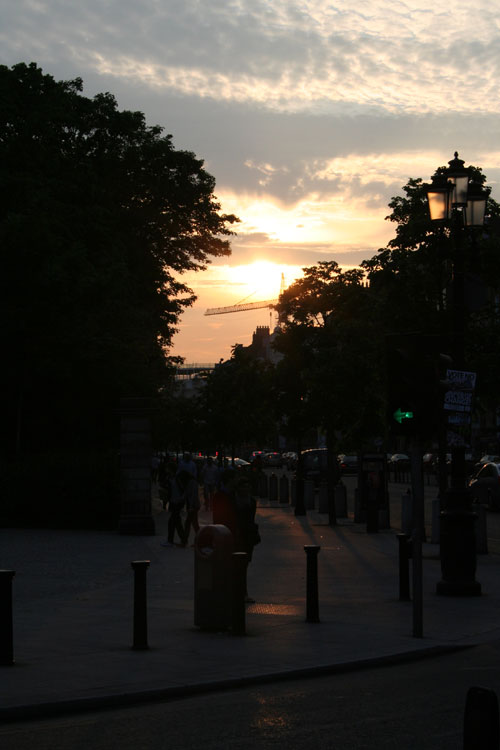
[445,151,470,207]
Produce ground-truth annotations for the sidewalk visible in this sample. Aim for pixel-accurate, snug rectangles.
[2,490,500,721]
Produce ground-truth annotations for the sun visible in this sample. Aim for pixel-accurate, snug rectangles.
[225,261,297,302]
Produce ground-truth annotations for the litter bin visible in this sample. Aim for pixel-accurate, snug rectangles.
[194,524,234,630]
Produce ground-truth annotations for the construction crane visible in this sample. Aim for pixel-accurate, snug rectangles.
[205,272,286,318]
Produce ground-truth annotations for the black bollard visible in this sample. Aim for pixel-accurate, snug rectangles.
[258,472,268,499]
[396,533,412,601]
[0,570,15,665]
[269,473,278,502]
[231,552,247,636]
[131,560,150,650]
[464,686,499,750]
[304,545,321,623]
[279,474,289,504]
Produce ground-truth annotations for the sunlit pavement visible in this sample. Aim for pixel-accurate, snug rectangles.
[2,479,500,721]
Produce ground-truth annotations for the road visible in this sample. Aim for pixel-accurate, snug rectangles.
[2,642,500,749]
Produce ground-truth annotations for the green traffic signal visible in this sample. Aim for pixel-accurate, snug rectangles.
[393,408,414,424]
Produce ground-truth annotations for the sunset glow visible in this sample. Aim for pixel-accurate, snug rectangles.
[223,261,302,302]
[5,0,500,362]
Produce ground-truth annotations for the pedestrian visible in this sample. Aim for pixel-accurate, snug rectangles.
[201,456,218,511]
[158,457,176,510]
[184,472,201,545]
[177,451,198,481]
[151,453,160,483]
[213,468,260,602]
[161,471,188,547]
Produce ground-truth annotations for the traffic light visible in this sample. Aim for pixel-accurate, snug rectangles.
[386,334,451,438]
[386,335,419,436]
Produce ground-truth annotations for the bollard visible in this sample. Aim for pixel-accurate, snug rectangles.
[401,489,412,535]
[304,545,321,623]
[318,482,328,513]
[328,496,336,526]
[304,480,314,510]
[335,482,347,518]
[258,472,268,499]
[269,473,278,502]
[431,498,441,544]
[279,474,289,503]
[396,534,412,601]
[131,560,150,650]
[464,686,499,750]
[231,552,247,636]
[354,488,365,523]
[0,570,15,665]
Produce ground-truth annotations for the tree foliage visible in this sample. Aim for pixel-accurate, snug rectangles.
[362,167,500,415]
[199,345,277,455]
[274,262,384,450]
[273,164,500,452]
[0,62,238,454]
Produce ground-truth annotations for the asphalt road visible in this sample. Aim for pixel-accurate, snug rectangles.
[2,643,500,749]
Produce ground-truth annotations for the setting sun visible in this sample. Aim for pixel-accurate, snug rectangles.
[224,261,301,303]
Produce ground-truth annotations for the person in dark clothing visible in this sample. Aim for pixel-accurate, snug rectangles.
[161,471,188,547]
[183,473,201,545]
[213,468,260,601]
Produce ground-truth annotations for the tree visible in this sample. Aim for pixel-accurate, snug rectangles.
[362,170,500,418]
[200,345,277,457]
[274,262,385,451]
[0,62,239,455]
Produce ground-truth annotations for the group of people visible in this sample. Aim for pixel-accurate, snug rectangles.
[158,452,201,548]
[157,452,260,600]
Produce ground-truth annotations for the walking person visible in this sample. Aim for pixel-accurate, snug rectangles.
[213,468,260,602]
[201,456,218,511]
[177,451,198,481]
[161,471,188,548]
[184,472,201,545]
[151,453,160,483]
[158,457,175,510]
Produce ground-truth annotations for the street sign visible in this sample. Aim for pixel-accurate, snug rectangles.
[443,368,476,448]
[446,369,477,390]
[444,390,473,412]
[444,369,476,412]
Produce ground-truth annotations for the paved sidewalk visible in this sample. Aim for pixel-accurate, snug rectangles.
[2,490,500,721]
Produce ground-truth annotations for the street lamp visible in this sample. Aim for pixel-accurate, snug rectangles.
[425,152,489,596]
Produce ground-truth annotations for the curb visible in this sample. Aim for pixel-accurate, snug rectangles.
[0,644,472,724]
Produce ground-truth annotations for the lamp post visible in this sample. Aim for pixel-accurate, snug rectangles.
[425,152,488,596]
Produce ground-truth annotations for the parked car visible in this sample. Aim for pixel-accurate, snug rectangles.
[249,450,267,462]
[231,457,250,468]
[337,454,358,475]
[299,448,341,485]
[468,462,500,510]
[300,448,328,486]
[281,451,298,470]
[263,451,282,467]
[389,453,410,465]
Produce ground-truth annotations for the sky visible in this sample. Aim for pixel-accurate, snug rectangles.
[3,0,500,363]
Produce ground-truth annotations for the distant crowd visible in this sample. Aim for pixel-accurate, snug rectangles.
[153,452,261,602]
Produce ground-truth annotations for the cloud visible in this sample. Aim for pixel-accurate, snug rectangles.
[5,0,500,117]
[3,0,500,362]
